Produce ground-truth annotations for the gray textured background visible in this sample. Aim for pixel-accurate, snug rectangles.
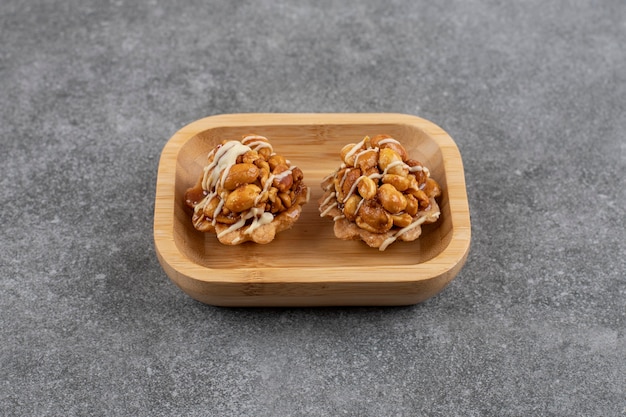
[1,0,625,416]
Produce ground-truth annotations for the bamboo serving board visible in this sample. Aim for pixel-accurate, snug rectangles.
[154,113,471,307]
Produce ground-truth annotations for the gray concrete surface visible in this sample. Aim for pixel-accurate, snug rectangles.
[1,0,624,416]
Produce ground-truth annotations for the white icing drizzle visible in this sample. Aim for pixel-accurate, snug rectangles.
[355,197,365,215]
[254,173,275,205]
[322,171,336,191]
[321,172,336,183]
[211,195,226,226]
[379,216,429,251]
[274,167,295,181]
[241,135,265,142]
[320,192,336,207]
[217,216,247,238]
[193,198,205,215]
[408,164,430,177]
[320,201,338,217]
[202,141,251,191]
[338,168,352,189]
[241,135,274,153]
[246,141,273,152]
[341,170,394,204]
[333,215,345,221]
[353,147,378,168]
[353,150,363,168]
[378,138,401,146]
[382,160,408,175]
[217,207,275,239]
[344,138,367,162]
[244,209,274,235]
[206,146,218,160]
[343,175,366,203]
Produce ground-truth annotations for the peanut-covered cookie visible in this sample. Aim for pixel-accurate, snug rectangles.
[185,135,309,245]
[319,135,441,251]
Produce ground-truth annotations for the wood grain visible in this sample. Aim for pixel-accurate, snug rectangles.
[154,113,471,306]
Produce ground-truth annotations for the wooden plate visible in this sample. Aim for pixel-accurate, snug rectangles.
[154,113,471,307]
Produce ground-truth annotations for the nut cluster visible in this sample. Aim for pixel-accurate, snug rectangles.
[319,135,441,250]
[185,135,309,244]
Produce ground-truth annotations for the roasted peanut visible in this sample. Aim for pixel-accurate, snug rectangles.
[369,134,391,147]
[386,142,408,160]
[291,166,304,183]
[404,194,419,216]
[270,195,285,213]
[242,150,260,164]
[423,177,441,198]
[377,183,407,214]
[272,163,294,192]
[378,148,408,176]
[340,137,369,167]
[356,200,393,233]
[258,147,272,160]
[340,143,359,166]
[272,163,289,174]
[259,167,270,187]
[363,166,379,177]
[357,176,377,200]
[343,194,362,221]
[222,163,260,190]
[391,213,413,228]
[225,184,261,213]
[254,158,270,172]
[411,170,428,186]
[268,154,287,171]
[354,149,378,172]
[382,174,410,191]
[405,159,428,185]
[278,191,292,209]
[268,187,278,203]
[407,174,420,193]
[371,134,408,160]
[408,188,430,210]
